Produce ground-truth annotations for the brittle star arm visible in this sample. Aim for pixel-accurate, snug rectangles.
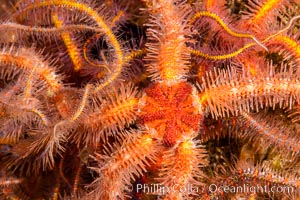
[198,69,300,118]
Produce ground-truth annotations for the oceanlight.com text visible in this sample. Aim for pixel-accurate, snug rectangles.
[130,183,295,196]
[208,183,294,194]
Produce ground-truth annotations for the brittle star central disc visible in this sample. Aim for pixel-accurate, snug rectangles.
[139,82,202,146]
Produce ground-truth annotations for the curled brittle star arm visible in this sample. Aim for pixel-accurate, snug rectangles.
[191,15,300,60]
[25,107,50,126]
[264,15,300,41]
[82,11,125,73]
[14,0,124,92]
[123,48,147,63]
[191,11,268,51]
[50,84,91,159]
[83,34,112,74]
[191,43,256,60]
[21,69,50,126]
[69,84,91,122]
[0,22,105,34]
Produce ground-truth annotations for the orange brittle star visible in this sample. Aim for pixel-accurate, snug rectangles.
[1,0,300,199]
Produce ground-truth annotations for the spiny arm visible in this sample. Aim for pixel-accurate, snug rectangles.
[88,131,160,200]
[143,0,191,83]
[199,68,300,118]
